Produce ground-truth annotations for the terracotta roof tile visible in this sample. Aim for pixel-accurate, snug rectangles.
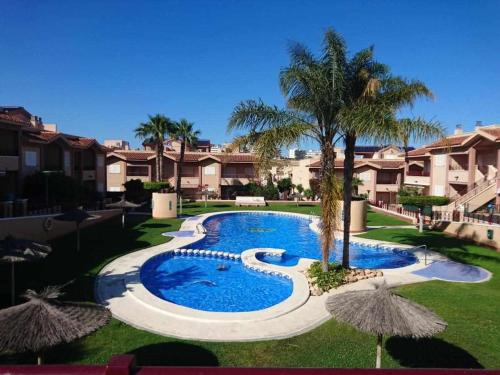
[112,151,155,160]
[407,147,429,157]
[479,127,500,141]
[427,135,471,148]
[110,151,258,163]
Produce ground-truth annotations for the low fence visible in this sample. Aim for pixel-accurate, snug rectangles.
[0,209,121,242]
[0,355,494,375]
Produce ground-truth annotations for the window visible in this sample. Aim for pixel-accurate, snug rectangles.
[24,150,37,167]
[244,167,254,176]
[223,166,236,177]
[434,154,446,167]
[97,155,104,168]
[204,166,216,176]
[433,185,445,196]
[359,171,371,182]
[108,164,121,174]
[126,165,149,176]
[64,151,71,168]
[181,166,195,177]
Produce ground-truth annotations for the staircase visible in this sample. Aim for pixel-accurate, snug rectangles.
[438,175,497,213]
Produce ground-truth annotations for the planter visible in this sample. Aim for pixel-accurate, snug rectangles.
[152,192,177,219]
[337,199,367,232]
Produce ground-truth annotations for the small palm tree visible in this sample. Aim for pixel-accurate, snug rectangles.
[135,114,175,181]
[172,119,201,196]
[393,117,444,175]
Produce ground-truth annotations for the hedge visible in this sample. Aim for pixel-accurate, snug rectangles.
[399,195,450,207]
[143,181,174,192]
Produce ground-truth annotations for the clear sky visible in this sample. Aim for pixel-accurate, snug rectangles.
[1,0,499,149]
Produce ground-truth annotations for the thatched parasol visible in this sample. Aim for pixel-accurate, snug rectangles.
[106,197,141,228]
[0,286,110,364]
[325,283,447,368]
[0,237,52,305]
[54,208,97,252]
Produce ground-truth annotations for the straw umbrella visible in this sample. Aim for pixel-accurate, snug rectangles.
[0,237,52,305]
[54,208,96,252]
[0,286,110,364]
[106,197,141,228]
[325,283,447,368]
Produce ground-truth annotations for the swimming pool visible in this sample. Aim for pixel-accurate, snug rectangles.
[191,212,417,269]
[140,252,293,312]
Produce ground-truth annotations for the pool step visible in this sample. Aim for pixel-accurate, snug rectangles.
[172,248,241,260]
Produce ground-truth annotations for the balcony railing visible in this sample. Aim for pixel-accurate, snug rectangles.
[406,170,430,177]
[221,174,255,178]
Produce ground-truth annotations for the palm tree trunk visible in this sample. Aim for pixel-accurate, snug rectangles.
[342,133,356,269]
[376,334,383,368]
[176,141,185,198]
[319,140,337,272]
[156,145,161,182]
[158,143,164,181]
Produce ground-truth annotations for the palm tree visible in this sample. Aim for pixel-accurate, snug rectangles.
[228,29,347,271]
[392,117,444,175]
[337,47,438,268]
[134,114,175,181]
[172,119,201,197]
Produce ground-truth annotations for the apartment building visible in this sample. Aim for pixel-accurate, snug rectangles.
[106,149,258,198]
[404,123,500,210]
[0,106,107,201]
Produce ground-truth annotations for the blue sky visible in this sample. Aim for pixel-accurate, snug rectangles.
[1,0,499,149]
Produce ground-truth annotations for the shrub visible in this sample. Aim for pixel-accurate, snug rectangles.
[399,195,450,207]
[309,179,321,198]
[23,172,84,208]
[143,181,174,193]
[398,186,422,197]
[307,261,347,291]
[277,177,293,193]
[296,184,304,194]
[304,188,314,199]
[123,179,145,202]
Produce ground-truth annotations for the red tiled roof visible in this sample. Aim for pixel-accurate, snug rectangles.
[110,151,258,163]
[112,151,155,161]
[407,147,429,157]
[0,113,31,125]
[478,127,500,141]
[427,135,471,148]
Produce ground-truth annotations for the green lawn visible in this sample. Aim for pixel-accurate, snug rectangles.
[0,203,497,368]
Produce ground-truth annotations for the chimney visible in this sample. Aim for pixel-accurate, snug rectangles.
[454,124,463,135]
[475,120,482,131]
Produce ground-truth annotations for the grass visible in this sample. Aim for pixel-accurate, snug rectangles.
[0,203,497,368]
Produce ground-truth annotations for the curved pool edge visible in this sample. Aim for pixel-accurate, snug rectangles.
[95,210,492,341]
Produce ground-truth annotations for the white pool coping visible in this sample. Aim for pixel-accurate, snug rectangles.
[95,210,488,341]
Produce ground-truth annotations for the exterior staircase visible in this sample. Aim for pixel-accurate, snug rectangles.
[437,175,497,213]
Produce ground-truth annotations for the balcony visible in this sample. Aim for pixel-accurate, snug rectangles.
[221,174,255,186]
[375,184,400,192]
[82,170,96,181]
[0,155,19,171]
[448,169,468,184]
[181,176,200,188]
[406,170,430,177]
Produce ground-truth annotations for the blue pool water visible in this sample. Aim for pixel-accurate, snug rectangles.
[140,252,293,312]
[191,212,417,269]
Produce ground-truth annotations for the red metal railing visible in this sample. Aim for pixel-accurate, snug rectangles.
[0,355,495,375]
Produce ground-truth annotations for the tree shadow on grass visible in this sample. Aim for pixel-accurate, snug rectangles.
[128,342,219,366]
[386,337,483,368]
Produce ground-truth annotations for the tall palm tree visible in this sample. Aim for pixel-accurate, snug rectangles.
[337,47,438,268]
[134,114,175,181]
[172,119,201,197]
[229,29,347,271]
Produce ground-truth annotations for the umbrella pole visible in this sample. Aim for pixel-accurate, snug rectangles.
[122,210,125,229]
[76,222,80,252]
[10,263,15,305]
[37,352,43,365]
[376,334,383,368]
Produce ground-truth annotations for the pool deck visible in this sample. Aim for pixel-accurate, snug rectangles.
[95,210,491,341]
